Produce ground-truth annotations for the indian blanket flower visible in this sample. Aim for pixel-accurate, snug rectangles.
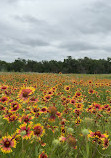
[64,85,70,91]
[93,103,102,111]
[40,107,47,113]
[10,102,21,112]
[7,114,18,122]
[61,118,66,126]
[75,117,81,125]
[102,137,109,150]
[75,103,84,110]
[56,111,61,118]
[61,126,66,136]
[18,87,35,102]
[88,89,95,94]
[33,123,45,138]
[3,111,18,122]
[19,114,33,124]
[0,105,6,111]
[16,123,32,140]
[43,94,51,102]
[0,96,8,103]
[39,151,48,158]
[70,99,76,105]
[46,90,54,96]
[59,136,66,142]
[5,90,11,96]
[29,97,38,103]
[75,91,82,97]
[102,104,110,111]
[0,135,16,153]
[1,85,8,90]
[61,96,67,102]
[74,109,81,116]
[31,106,40,116]
[39,140,46,147]
[77,98,84,103]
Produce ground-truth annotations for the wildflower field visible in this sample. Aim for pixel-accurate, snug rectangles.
[0,72,111,158]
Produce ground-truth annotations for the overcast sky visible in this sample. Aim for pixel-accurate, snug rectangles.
[0,0,111,62]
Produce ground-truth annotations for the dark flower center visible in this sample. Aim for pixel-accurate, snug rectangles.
[24,118,29,123]
[1,98,6,102]
[41,108,46,112]
[71,100,75,103]
[4,140,11,148]
[22,91,29,98]
[30,97,36,101]
[34,127,42,135]
[0,105,4,110]
[34,108,39,112]
[62,129,65,133]
[94,131,101,137]
[2,86,7,90]
[46,96,50,99]
[9,117,15,121]
[13,104,18,110]
[104,138,108,146]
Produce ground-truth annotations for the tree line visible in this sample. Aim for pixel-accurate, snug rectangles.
[0,56,111,74]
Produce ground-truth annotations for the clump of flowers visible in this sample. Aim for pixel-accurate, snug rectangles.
[88,130,109,149]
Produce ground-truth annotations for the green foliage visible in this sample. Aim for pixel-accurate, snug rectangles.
[0,56,111,73]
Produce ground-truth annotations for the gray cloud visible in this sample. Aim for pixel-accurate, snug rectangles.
[0,0,111,62]
[59,41,99,51]
[81,0,111,34]
[17,38,49,47]
[14,15,48,25]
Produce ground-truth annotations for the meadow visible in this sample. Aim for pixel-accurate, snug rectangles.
[0,72,111,158]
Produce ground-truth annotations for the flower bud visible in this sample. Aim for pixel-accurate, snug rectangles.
[52,139,60,146]
[81,129,89,136]
[67,127,74,134]
[20,130,26,137]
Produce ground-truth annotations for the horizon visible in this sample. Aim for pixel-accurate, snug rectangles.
[1,56,111,63]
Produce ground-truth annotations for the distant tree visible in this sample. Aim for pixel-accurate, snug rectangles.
[0,56,111,74]
[11,58,26,72]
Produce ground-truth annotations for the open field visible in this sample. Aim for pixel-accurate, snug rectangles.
[0,73,111,158]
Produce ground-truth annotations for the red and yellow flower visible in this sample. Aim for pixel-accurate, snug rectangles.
[18,114,33,124]
[18,87,35,102]
[0,96,8,103]
[10,102,21,112]
[1,85,8,90]
[33,123,45,138]
[16,123,32,140]
[64,85,70,91]
[0,135,16,153]
[39,151,48,158]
